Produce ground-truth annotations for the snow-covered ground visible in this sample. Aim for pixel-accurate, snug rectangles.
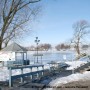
[0,60,89,86]
[66,61,87,70]
[44,60,90,90]
[47,71,90,90]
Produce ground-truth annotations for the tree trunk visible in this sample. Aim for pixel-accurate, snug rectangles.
[5,42,8,48]
[0,44,2,50]
[0,37,2,50]
[76,45,80,55]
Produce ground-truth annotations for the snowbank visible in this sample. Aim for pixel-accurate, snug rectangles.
[66,61,87,70]
[0,67,9,81]
[49,71,90,88]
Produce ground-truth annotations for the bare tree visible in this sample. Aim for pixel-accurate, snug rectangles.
[43,44,52,51]
[0,0,41,50]
[37,43,52,51]
[71,20,90,55]
[55,44,61,51]
[26,45,35,51]
[55,43,70,51]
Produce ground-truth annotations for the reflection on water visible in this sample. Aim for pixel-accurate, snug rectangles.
[27,51,75,64]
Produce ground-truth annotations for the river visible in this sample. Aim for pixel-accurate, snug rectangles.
[27,50,75,64]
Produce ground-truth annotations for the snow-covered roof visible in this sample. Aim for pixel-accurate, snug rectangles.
[1,42,27,52]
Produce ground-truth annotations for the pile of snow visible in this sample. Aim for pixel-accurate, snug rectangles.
[0,67,23,81]
[0,67,9,81]
[66,61,87,70]
[49,71,90,87]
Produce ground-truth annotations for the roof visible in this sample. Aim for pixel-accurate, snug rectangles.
[1,42,27,52]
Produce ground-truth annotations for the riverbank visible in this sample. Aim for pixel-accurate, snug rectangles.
[44,80,90,90]
[0,70,72,90]
[1,70,90,90]
[0,55,90,90]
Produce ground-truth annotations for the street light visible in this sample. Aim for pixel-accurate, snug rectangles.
[35,37,40,63]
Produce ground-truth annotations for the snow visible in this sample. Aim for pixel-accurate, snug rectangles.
[44,60,90,90]
[0,67,9,81]
[44,71,90,90]
[0,59,89,89]
[66,61,87,70]
[49,71,90,88]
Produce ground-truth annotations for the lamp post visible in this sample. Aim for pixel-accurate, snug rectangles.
[35,37,40,63]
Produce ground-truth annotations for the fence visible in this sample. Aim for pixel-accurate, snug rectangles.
[8,64,45,87]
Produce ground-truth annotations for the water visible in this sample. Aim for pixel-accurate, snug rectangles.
[27,51,75,64]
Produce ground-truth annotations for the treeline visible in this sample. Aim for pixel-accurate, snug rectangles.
[26,43,90,51]
[55,43,70,51]
[26,43,52,51]
[26,43,70,51]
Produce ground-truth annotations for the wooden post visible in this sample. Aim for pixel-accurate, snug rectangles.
[22,53,24,65]
[26,52,27,60]
[37,67,39,78]
[30,68,33,79]
[49,64,52,71]
[9,67,12,87]
[34,56,35,64]
[26,52,29,65]
[15,52,17,61]
[41,56,42,64]
[21,68,23,83]
[42,66,44,76]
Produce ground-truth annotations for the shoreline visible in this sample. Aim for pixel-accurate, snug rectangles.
[1,70,90,90]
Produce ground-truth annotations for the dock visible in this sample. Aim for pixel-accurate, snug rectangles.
[8,64,45,87]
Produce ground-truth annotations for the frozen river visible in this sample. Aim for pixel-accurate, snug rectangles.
[27,51,75,64]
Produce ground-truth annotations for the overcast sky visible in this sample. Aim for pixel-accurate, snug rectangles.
[19,0,90,46]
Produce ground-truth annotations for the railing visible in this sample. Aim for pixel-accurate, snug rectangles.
[8,64,45,87]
